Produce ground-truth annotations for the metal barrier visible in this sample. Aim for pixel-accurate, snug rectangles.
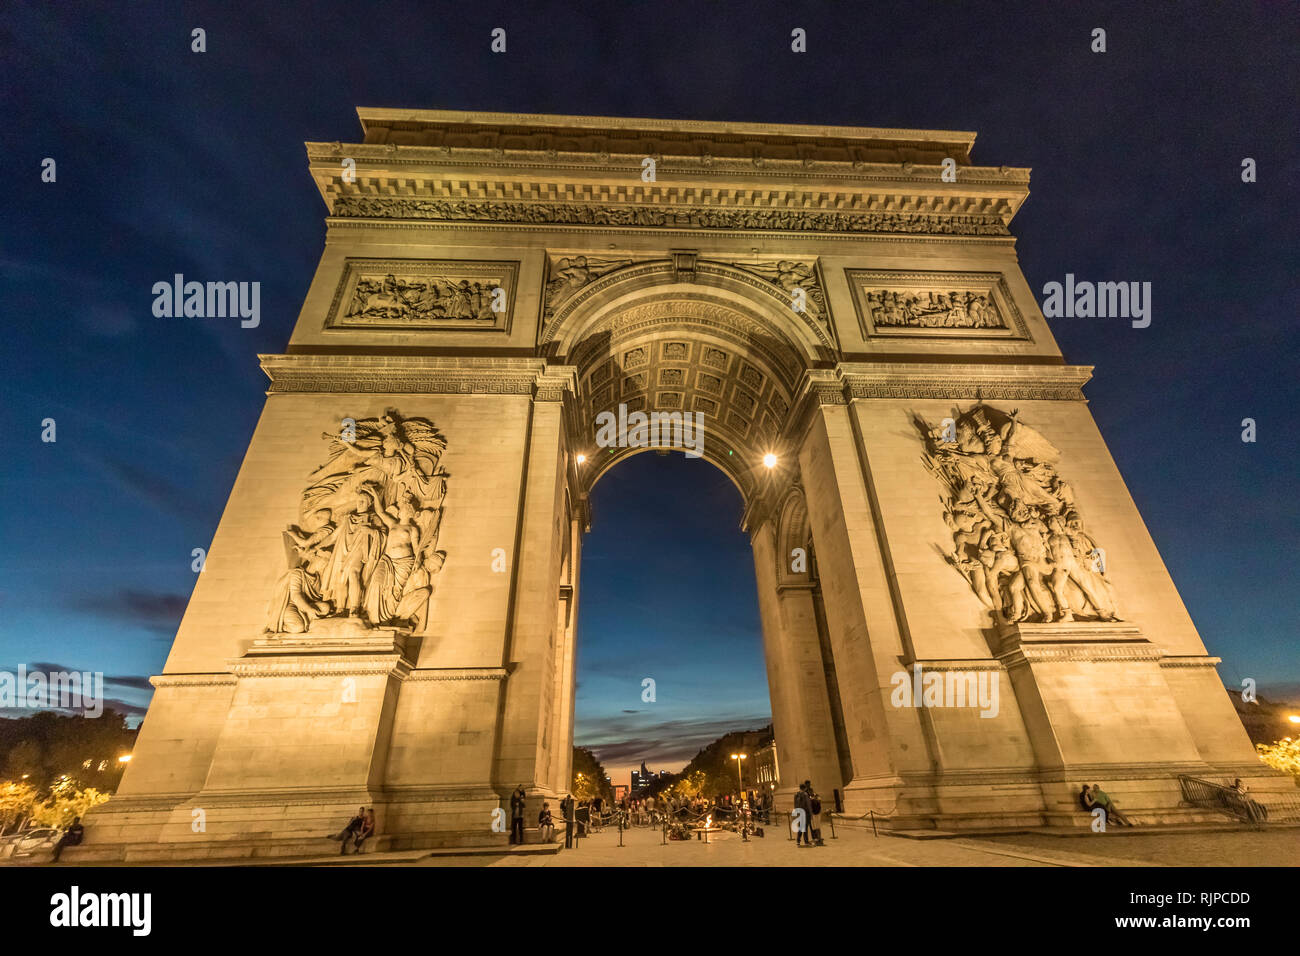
[1178,774,1300,824]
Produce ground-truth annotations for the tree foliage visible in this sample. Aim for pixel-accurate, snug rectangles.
[0,710,136,790]
[571,746,614,803]
[1257,737,1300,778]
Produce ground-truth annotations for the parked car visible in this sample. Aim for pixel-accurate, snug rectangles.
[0,827,60,859]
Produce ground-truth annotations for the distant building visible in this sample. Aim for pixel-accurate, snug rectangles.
[613,784,628,802]
[754,742,780,791]
[630,761,655,793]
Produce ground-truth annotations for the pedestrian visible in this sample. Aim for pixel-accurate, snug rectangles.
[50,816,85,863]
[793,781,812,846]
[808,785,824,846]
[510,785,527,845]
[1231,778,1268,823]
[562,793,575,848]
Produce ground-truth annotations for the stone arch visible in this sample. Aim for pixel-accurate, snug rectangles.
[555,270,820,506]
[774,484,815,587]
[542,257,835,360]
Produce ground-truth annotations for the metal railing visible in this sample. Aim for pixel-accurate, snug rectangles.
[1178,774,1300,824]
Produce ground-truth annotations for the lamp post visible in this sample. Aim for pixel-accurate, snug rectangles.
[730,753,748,841]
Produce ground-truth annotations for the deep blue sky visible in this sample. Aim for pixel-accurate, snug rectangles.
[2,3,1296,775]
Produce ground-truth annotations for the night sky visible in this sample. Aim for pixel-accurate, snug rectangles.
[3,2,1296,787]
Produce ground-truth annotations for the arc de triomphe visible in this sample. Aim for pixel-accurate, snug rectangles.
[82,109,1279,859]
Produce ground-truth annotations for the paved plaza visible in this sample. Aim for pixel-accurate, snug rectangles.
[395,822,1300,868]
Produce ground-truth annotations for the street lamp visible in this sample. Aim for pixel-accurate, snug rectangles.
[730,753,749,841]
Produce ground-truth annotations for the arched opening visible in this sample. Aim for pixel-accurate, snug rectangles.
[572,450,771,804]
[546,271,851,816]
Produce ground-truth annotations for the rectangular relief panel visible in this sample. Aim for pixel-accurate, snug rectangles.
[325,258,520,332]
[846,270,1030,341]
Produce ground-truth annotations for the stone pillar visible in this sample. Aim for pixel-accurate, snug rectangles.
[547,513,582,796]
[492,370,577,807]
[750,518,843,809]
[794,382,936,815]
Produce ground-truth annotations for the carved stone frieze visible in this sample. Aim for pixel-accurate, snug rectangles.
[846,270,1029,339]
[326,258,518,332]
[330,196,1010,237]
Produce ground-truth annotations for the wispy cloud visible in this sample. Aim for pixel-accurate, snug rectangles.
[73,590,188,635]
[576,713,771,769]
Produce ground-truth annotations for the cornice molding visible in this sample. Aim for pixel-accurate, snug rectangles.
[405,667,510,682]
[258,354,577,397]
[150,673,238,689]
[227,654,413,680]
[836,362,1093,401]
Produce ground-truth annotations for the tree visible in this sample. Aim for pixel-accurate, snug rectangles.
[28,777,110,828]
[0,781,37,835]
[3,740,43,780]
[571,747,614,803]
[1257,737,1300,778]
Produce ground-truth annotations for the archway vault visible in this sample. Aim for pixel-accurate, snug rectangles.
[551,261,826,509]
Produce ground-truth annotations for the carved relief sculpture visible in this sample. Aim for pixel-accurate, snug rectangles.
[326,259,518,331]
[917,404,1118,625]
[847,271,1028,339]
[544,255,634,314]
[726,259,829,326]
[266,409,448,633]
[331,196,1010,236]
[864,289,1003,329]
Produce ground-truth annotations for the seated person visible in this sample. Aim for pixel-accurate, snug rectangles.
[352,808,375,853]
[1090,785,1132,826]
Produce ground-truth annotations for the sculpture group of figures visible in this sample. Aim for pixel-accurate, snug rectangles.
[346,273,497,322]
[266,410,449,634]
[865,289,1004,329]
[919,404,1119,625]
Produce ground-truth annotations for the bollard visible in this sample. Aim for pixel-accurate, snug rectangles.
[829,813,836,840]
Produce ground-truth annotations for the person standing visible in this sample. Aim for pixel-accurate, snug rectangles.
[510,785,527,845]
[808,785,825,846]
[566,794,577,847]
[793,782,812,847]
